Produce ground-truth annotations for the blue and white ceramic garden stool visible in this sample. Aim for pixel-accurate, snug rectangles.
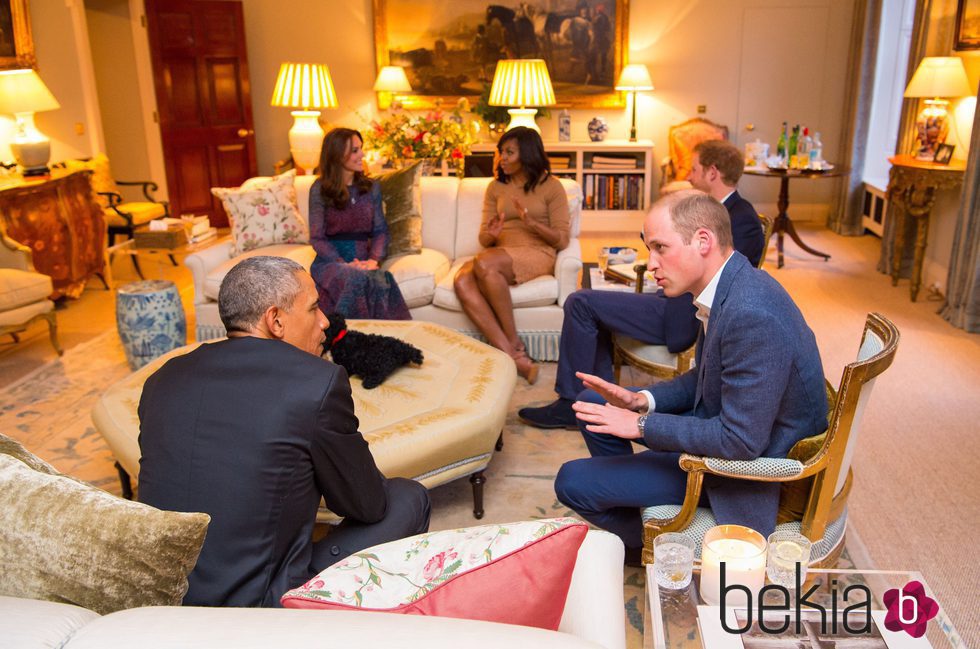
[115,280,187,370]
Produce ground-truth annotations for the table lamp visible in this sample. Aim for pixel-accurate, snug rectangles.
[0,69,61,176]
[488,59,556,133]
[374,66,412,110]
[270,62,338,173]
[903,56,972,160]
[615,64,654,142]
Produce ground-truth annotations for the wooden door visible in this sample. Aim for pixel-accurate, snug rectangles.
[145,0,257,227]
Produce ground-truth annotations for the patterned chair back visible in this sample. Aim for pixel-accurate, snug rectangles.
[662,118,730,186]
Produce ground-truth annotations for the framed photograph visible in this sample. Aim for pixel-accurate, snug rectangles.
[0,0,36,70]
[934,143,955,164]
[955,0,980,50]
[373,0,628,110]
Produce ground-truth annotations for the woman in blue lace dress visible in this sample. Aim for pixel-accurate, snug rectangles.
[309,128,410,320]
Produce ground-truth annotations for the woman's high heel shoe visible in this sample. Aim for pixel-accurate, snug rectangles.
[513,350,539,385]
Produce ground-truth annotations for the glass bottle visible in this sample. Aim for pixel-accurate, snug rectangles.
[776,121,788,161]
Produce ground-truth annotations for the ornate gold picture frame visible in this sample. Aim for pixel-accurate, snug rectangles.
[373,0,628,110]
[0,0,36,70]
[955,0,980,50]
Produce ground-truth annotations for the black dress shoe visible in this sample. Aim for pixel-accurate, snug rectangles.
[518,398,579,429]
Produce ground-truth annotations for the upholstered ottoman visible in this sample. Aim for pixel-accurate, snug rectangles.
[91,320,516,519]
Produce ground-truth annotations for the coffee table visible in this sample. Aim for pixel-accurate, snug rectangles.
[644,565,963,649]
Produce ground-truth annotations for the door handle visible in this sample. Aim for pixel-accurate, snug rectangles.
[237,128,254,138]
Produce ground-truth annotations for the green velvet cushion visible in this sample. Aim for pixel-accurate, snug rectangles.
[376,161,424,258]
[0,438,210,615]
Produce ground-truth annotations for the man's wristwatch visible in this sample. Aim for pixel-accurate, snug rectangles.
[636,414,648,436]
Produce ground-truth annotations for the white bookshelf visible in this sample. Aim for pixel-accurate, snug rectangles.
[470,139,654,232]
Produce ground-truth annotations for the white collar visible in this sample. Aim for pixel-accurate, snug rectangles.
[693,252,735,328]
[718,189,735,205]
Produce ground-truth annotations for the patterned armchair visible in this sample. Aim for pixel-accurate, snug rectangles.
[0,220,62,355]
[639,313,900,567]
[659,117,729,191]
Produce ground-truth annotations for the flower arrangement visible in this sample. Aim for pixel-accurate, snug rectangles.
[364,99,476,174]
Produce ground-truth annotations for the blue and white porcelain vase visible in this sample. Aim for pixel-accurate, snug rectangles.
[116,280,187,370]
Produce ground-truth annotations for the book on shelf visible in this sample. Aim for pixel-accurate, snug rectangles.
[591,155,639,169]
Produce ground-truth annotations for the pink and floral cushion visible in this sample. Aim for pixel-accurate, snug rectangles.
[281,518,587,630]
[211,170,309,256]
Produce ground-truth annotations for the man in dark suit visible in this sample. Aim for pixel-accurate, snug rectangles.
[519,139,764,429]
[138,256,430,607]
[554,190,826,559]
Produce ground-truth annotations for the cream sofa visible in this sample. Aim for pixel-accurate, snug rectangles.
[1,530,626,649]
[185,175,583,361]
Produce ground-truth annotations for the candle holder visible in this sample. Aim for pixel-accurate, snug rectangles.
[699,524,767,607]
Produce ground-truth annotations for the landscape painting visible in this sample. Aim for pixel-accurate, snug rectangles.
[373,0,627,108]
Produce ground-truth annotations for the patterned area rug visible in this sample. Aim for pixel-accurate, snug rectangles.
[2,331,864,647]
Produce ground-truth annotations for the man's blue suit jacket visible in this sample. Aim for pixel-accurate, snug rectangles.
[642,252,827,536]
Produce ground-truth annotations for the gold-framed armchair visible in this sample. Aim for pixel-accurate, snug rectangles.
[660,117,729,191]
[0,220,63,355]
[611,214,773,383]
[639,312,900,567]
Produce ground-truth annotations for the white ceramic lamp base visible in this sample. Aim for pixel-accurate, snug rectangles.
[506,108,540,133]
[289,110,325,172]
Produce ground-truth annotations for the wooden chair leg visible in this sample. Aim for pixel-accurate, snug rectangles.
[130,254,145,280]
[469,471,486,519]
[42,312,63,356]
[115,462,133,500]
[612,343,623,384]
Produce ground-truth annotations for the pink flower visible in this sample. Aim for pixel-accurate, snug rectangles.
[257,205,269,216]
[422,552,447,581]
[310,579,325,590]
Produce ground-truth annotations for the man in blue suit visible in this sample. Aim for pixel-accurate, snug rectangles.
[520,140,764,429]
[554,190,826,560]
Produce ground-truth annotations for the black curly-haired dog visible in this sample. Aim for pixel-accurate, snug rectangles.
[322,314,424,389]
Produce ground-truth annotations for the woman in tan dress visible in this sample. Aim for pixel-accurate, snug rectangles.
[454,127,571,384]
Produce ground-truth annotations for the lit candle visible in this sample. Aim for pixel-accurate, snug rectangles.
[699,525,768,607]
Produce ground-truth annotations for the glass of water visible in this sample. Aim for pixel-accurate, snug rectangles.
[766,531,812,588]
[653,533,695,590]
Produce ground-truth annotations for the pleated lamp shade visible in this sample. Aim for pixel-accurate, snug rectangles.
[488,59,556,132]
[270,63,338,172]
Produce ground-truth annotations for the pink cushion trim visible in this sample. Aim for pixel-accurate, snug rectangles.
[281,523,587,630]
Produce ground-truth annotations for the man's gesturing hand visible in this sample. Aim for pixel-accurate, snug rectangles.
[575,372,648,411]
[572,400,643,439]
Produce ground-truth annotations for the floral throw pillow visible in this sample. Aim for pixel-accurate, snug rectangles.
[211,170,309,256]
[281,518,587,630]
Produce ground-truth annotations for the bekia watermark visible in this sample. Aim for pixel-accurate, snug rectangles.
[717,563,938,638]
[718,562,871,635]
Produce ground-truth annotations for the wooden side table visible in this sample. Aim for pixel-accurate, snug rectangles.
[0,170,106,299]
[886,154,965,301]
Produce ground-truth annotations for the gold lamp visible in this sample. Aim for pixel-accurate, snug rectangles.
[615,64,654,142]
[904,56,972,160]
[270,62,338,173]
[488,59,556,133]
[0,69,61,176]
[373,66,412,110]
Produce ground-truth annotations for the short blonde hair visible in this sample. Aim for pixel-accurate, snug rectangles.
[655,190,733,250]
